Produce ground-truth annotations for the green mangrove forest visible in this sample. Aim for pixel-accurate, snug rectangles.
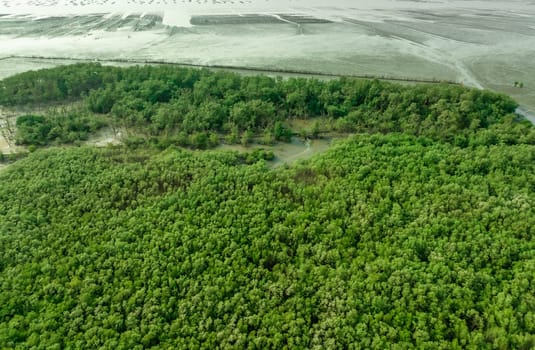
[0,64,534,349]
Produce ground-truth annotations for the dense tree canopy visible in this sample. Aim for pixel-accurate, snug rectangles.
[0,64,534,348]
[1,135,534,348]
[1,64,530,149]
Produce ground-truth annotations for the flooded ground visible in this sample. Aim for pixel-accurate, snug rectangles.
[84,127,123,147]
[217,137,334,167]
[1,101,334,167]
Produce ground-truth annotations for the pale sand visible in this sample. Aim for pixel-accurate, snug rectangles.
[0,117,19,154]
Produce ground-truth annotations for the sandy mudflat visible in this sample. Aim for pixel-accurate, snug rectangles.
[0,136,10,154]
[0,1,534,111]
[0,114,19,155]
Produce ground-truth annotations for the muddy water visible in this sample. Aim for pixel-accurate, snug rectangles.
[84,127,123,147]
[217,137,333,166]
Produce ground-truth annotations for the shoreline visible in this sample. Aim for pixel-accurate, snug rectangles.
[2,55,461,85]
[516,107,535,124]
[1,55,533,124]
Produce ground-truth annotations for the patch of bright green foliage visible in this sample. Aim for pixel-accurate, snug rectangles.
[15,111,106,146]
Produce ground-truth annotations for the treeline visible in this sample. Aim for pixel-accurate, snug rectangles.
[0,134,534,348]
[0,63,117,105]
[1,63,531,148]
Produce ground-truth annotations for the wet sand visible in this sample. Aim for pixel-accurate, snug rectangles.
[516,107,535,124]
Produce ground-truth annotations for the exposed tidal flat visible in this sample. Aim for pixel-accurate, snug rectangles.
[0,0,534,112]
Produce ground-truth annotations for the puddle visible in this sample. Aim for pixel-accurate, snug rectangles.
[217,136,333,166]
